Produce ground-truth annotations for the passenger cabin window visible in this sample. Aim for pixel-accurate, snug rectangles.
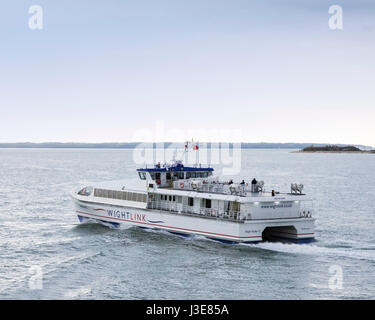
[188,197,194,206]
[205,199,211,209]
[138,172,146,180]
[78,186,93,196]
[93,188,147,202]
[172,172,184,180]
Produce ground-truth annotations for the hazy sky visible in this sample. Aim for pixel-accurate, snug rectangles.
[1,1,374,146]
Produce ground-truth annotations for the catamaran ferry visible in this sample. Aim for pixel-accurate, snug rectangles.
[71,155,315,244]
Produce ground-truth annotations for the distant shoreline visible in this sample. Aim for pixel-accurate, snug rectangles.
[0,142,373,150]
[293,145,375,154]
[292,150,375,154]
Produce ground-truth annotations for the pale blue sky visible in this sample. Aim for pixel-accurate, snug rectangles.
[1,1,374,146]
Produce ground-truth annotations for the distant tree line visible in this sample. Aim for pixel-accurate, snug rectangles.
[302,145,362,152]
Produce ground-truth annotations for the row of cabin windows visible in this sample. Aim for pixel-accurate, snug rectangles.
[187,198,211,208]
[160,194,179,202]
[159,195,195,207]
[143,171,211,181]
[155,195,235,211]
[94,188,147,202]
[188,198,211,208]
[186,172,211,179]
[190,199,234,210]
[158,195,194,206]
[161,194,173,201]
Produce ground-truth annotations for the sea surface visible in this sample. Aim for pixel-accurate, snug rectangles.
[0,148,374,299]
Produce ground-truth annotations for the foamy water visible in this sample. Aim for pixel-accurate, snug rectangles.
[242,242,375,262]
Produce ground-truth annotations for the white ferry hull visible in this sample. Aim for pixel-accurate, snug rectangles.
[74,199,315,244]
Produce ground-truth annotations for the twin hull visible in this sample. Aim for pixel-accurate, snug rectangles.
[75,199,315,243]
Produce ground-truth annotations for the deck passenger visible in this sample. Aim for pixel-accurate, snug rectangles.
[251,178,257,192]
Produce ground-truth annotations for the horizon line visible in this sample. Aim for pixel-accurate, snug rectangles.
[0,141,373,149]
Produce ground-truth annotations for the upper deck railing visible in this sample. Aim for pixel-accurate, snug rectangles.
[172,178,264,196]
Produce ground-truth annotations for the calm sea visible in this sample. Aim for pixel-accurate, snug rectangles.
[0,148,374,299]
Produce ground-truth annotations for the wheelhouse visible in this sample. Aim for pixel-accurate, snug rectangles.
[137,162,214,187]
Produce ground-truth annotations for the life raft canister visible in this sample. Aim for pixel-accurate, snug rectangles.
[179,182,185,188]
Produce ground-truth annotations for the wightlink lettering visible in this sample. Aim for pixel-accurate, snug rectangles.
[107,210,146,222]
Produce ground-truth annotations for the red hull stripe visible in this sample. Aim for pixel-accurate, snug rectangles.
[76,210,262,239]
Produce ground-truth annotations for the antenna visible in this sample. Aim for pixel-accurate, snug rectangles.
[171,140,200,166]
